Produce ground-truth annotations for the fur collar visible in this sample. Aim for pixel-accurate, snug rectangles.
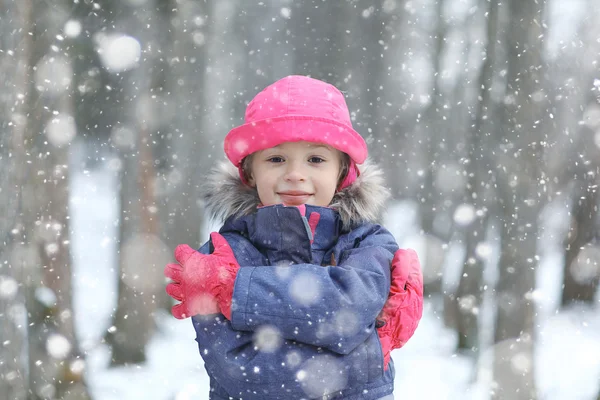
[201,159,390,231]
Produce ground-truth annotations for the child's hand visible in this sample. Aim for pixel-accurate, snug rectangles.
[164,232,240,319]
[376,249,424,370]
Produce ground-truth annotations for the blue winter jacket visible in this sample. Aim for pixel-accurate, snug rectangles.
[191,204,398,400]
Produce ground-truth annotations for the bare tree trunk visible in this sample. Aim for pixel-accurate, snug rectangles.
[233,0,293,101]
[492,205,537,399]
[70,1,128,165]
[377,2,415,199]
[415,0,450,297]
[341,1,390,161]
[542,3,600,307]
[157,0,210,252]
[8,0,92,397]
[562,173,600,305]
[289,0,346,82]
[492,1,548,398]
[451,0,500,354]
[558,46,600,304]
[0,0,32,397]
[107,0,171,365]
[418,0,448,235]
[110,120,170,364]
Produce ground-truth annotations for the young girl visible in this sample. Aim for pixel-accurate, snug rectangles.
[165,75,423,400]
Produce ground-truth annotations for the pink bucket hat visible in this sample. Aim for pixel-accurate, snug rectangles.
[224,75,367,190]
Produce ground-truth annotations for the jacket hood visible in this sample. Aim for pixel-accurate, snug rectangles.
[201,158,390,231]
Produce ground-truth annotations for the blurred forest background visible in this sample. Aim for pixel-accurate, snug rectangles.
[1,0,599,399]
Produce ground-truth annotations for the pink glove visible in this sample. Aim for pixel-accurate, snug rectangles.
[377,249,424,370]
[164,232,240,320]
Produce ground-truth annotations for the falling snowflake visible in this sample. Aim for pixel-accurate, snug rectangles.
[0,276,18,300]
[45,114,76,148]
[298,355,348,398]
[34,55,72,95]
[569,244,600,284]
[280,7,291,19]
[46,333,72,360]
[453,204,476,226]
[289,272,321,306]
[96,34,141,73]
[254,325,283,353]
[64,20,82,38]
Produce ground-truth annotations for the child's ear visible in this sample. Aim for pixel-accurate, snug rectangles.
[247,172,256,187]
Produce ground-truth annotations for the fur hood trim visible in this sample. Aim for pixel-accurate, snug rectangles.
[201,158,390,231]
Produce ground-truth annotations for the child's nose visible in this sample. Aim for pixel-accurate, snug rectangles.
[284,162,306,182]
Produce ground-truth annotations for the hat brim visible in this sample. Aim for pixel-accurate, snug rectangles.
[224,115,368,167]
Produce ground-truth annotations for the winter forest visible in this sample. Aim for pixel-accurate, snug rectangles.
[1,0,599,399]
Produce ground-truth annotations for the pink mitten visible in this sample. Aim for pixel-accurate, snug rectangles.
[164,232,240,320]
[377,249,424,370]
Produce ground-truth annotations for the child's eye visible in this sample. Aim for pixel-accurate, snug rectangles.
[267,156,284,163]
[308,156,325,164]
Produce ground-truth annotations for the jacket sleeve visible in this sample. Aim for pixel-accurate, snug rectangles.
[229,225,397,355]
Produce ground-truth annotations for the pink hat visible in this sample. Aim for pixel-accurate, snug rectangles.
[224,75,367,189]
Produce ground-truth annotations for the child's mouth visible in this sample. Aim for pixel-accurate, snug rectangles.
[278,192,312,205]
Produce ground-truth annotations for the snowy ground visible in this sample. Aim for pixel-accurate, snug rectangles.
[70,158,600,400]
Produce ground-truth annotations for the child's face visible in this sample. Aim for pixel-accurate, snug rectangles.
[248,141,342,207]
